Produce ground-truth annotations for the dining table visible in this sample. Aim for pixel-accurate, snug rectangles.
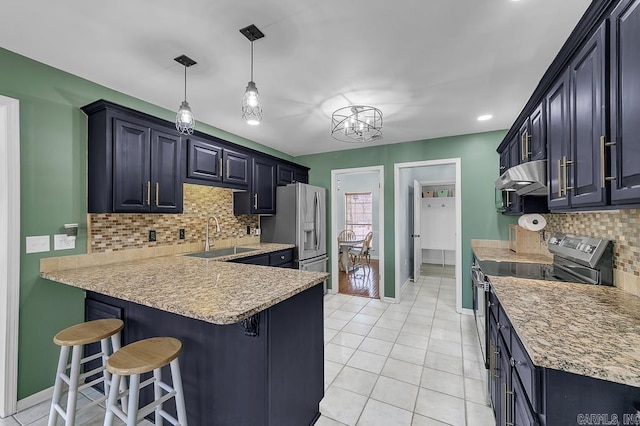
[338,239,364,271]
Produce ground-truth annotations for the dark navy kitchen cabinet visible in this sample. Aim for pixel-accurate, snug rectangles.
[230,249,294,268]
[234,156,276,215]
[546,69,571,210]
[276,163,295,186]
[185,137,249,189]
[83,100,183,214]
[506,136,522,213]
[568,21,608,209]
[518,103,545,163]
[610,0,640,204]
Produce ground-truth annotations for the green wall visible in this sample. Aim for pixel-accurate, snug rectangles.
[294,132,516,304]
[0,46,293,399]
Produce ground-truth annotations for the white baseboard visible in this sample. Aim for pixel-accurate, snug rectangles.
[460,308,474,316]
[17,386,53,412]
[380,295,397,304]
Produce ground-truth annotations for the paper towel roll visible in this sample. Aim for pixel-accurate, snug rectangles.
[519,214,547,232]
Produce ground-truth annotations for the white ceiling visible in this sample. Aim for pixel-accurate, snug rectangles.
[0,0,590,156]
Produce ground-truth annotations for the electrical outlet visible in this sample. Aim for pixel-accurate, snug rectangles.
[179,229,185,240]
[247,226,251,235]
[149,230,156,242]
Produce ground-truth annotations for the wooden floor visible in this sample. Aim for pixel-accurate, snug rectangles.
[338,259,380,299]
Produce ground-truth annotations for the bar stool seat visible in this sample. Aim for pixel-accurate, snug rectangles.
[48,318,124,426]
[104,337,188,426]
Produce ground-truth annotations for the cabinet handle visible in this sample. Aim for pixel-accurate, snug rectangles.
[155,182,159,207]
[521,132,525,161]
[253,194,258,210]
[226,159,230,178]
[219,158,223,177]
[505,388,515,426]
[557,159,563,197]
[521,131,531,161]
[146,181,151,206]
[600,136,617,188]
[562,156,574,194]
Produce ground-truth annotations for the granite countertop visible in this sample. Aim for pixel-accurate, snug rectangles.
[41,244,329,325]
[489,275,640,387]
[471,241,552,264]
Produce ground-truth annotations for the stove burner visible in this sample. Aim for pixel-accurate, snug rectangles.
[476,260,564,282]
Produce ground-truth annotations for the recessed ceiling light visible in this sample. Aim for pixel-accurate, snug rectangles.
[477,114,493,121]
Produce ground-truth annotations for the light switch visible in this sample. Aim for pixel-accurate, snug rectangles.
[54,234,75,250]
[26,235,50,254]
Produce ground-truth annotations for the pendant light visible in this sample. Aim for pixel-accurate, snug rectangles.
[240,24,265,126]
[174,54,197,135]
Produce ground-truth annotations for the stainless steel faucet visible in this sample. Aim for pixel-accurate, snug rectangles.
[205,216,221,251]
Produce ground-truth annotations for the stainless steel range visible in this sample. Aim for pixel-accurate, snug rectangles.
[471,233,614,369]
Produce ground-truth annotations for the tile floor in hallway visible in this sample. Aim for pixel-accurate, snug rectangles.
[1,266,494,426]
[318,270,495,426]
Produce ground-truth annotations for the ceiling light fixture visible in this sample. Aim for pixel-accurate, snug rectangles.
[174,54,197,135]
[240,24,265,126]
[477,114,493,121]
[331,105,383,143]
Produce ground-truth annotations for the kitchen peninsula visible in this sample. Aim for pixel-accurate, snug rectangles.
[41,247,329,426]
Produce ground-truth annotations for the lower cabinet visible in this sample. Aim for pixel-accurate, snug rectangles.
[488,285,640,425]
[84,298,124,392]
[230,249,294,268]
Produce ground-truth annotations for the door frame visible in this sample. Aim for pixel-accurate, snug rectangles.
[0,95,20,418]
[394,159,463,313]
[330,166,385,300]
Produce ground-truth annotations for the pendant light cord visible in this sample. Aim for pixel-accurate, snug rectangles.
[184,66,187,102]
[250,40,254,82]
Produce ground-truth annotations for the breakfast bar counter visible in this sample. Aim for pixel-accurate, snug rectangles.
[41,251,329,426]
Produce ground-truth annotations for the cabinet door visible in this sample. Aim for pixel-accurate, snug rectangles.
[529,103,546,161]
[186,138,222,183]
[499,148,509,175]
[223,149,249,187]
[489,314,502,422]
[610,0,640,204]
[499,336,511,426]
[569,22,607,208]
[151,129,182,213]
[85,298,123,392]
[276,164,295,186]
[512,373,539,426]
[252,157,276,214]
[112,119,151,213]
[294,168,309,184]
[547,69,571,210]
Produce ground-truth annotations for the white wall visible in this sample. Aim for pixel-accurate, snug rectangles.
[335,171,380,256]
[398,164,456,285]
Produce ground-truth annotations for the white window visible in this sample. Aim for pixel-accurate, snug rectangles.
[345,192,373,240]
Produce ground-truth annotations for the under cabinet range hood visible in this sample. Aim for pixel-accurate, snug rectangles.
[495,159,547,196]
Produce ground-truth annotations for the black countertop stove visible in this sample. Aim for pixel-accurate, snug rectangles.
[476,260,565,282]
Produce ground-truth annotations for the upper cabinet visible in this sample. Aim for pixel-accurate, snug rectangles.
[610,0,640,204]
[83,102,182,214]
[234,156,276,215]
[185,137,249,189]
[498,0,640,213]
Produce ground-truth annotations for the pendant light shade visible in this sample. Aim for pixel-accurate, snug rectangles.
[174,55,197,135]
[240,25,265,126]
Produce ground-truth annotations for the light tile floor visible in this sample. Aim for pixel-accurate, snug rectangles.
[319,271,495,426]
[2,267,494,426]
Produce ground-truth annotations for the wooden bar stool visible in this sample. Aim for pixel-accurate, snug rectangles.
[48,318,124,426]
[104,337,188,426]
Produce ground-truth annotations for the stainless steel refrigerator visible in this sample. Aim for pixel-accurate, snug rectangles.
[261,183,328,290]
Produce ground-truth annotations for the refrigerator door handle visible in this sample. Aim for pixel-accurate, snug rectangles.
[314,192,320,251]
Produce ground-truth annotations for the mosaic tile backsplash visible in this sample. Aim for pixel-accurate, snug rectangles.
[89,184,259,253]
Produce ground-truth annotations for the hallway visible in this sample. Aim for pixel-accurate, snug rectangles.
[338,260,380,299]
[319,265,494,425]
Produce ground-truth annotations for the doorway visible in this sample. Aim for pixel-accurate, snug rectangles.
[330,166,385,300]
[394,159,462,312]
[0,95,20,417]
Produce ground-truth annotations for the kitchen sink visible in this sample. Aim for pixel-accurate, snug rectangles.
[185,247,258,259]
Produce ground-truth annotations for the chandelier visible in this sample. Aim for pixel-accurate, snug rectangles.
[331,106,383,143]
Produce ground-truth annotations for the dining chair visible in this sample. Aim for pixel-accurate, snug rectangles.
[337,230,356,271]
[349,232,373,268]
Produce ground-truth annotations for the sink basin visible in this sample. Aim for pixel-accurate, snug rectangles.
[185,247,258,259]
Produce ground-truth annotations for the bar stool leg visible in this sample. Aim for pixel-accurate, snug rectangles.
[65,345,83,426]
[109,332,127,413]
[103,373,121,426]
[48,346,69,426]
[170,359,188,426]
[126,374,140,426]
[153,368,163,426]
